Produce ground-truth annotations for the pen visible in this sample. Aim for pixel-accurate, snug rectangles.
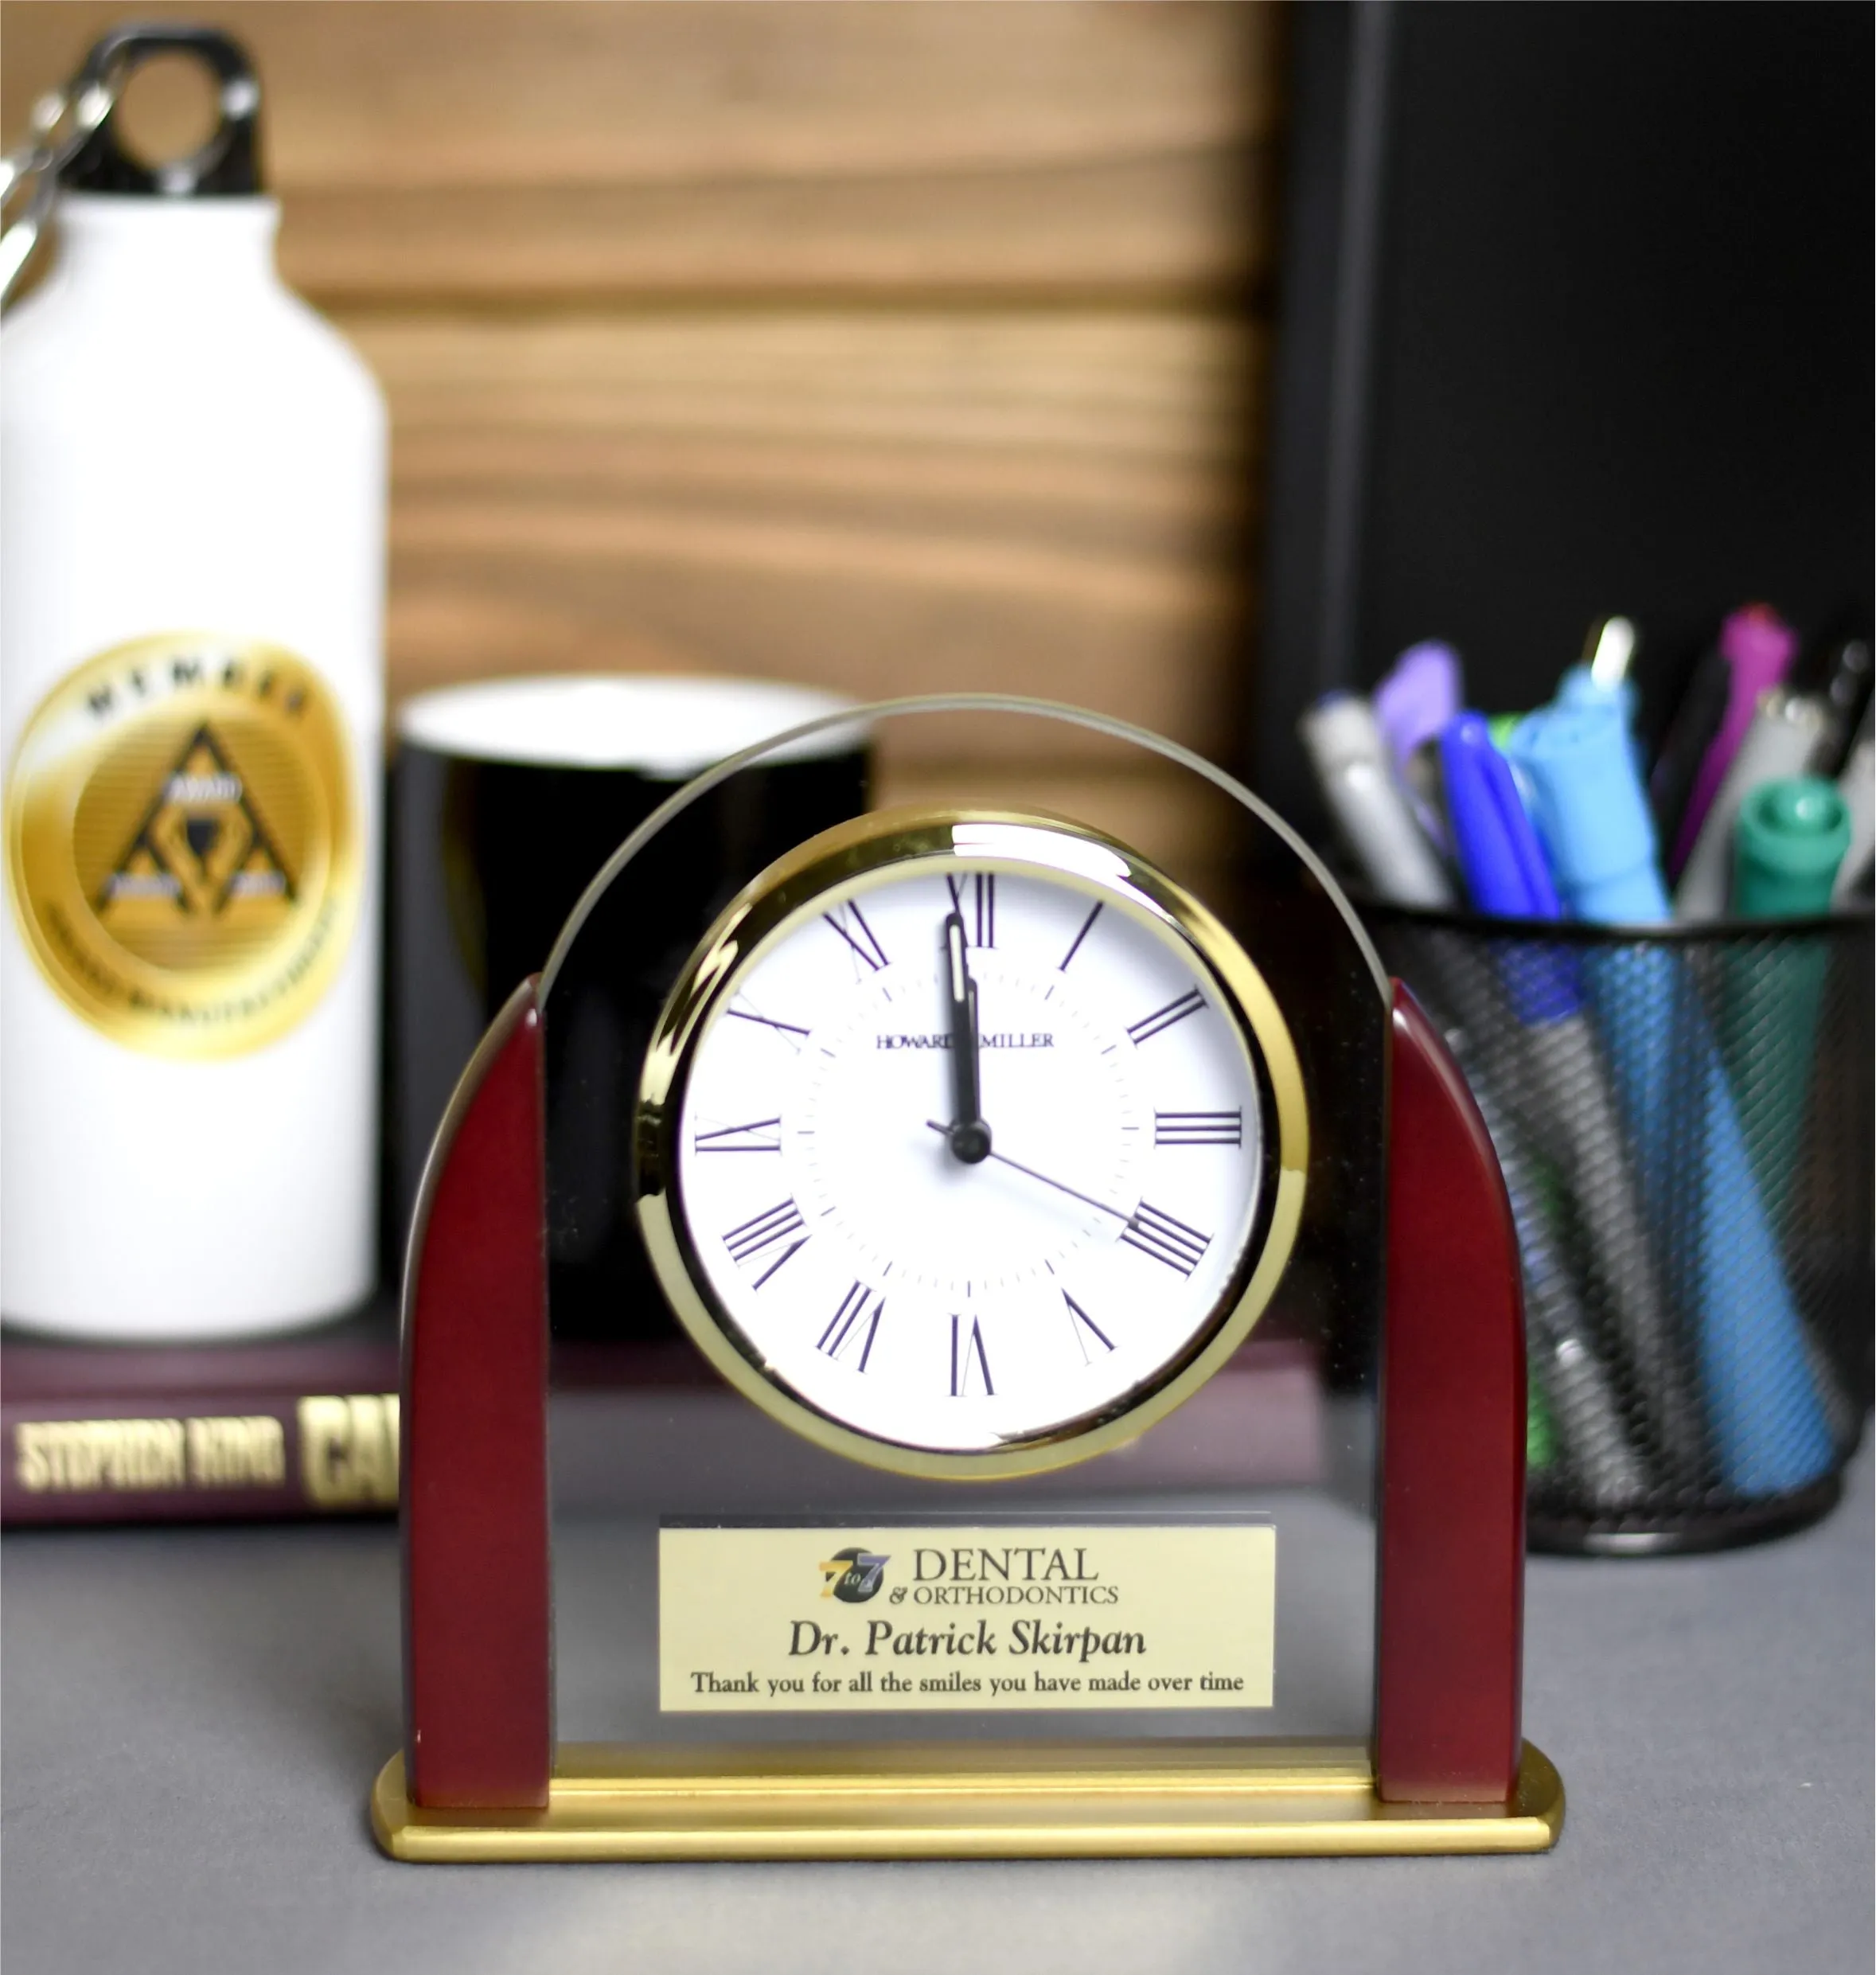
[1443,711,1704,1487]
[1401,736,1450,853]
[1790,632,1873,777]
[1722,777,1861,1446]
[1299,709,1643,1501]
[1729,774,1852,1210]
[1528,1375,1557,1473]
[1297,693,1455,908]
[1832,705,1874,902]
[1457,984,1650,1510]
[1650,638,1732,859]
[1558,615,1640,728]
[1440,713,1564,919]
[1374,642,1461,853]
[1506,704,1835,1495]
[1734,775,1852,917]
[1375,640,1462,763]
[1585,614,1638,691]
[1672,689,1832,920]
[1669,603,1799,878]
[1506,704,1668,922]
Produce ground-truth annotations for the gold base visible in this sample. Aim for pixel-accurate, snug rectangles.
[372,1739,1563,1861]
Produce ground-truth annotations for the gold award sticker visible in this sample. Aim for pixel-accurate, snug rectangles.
[6,633,361,1058]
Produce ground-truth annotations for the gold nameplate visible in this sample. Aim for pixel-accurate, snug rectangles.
[659,1523,1276,1713]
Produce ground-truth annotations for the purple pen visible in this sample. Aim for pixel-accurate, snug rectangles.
[1374,640,1462,769]
[1669,603,1798,876]
[1375,641,1461,849]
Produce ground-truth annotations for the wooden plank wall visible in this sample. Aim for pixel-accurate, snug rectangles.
[2,2,1283,865]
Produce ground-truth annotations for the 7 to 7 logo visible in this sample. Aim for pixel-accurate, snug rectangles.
[819,1547,889,1602]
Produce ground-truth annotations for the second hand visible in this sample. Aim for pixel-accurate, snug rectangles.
[923,1120,1130,1223]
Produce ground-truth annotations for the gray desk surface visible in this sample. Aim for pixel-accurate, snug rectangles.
[6,1449,1870,1975]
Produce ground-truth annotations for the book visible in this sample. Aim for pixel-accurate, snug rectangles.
[3,1306,1327,1526]
[2,1302,403,1526]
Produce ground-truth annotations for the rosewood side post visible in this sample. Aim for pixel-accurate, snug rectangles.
[1374,980,1528,1801]
[401,978,553,1809]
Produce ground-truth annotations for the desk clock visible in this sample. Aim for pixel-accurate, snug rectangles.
[373,696,1563,1862]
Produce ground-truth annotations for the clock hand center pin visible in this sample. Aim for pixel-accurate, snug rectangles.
[941,909,991,1165]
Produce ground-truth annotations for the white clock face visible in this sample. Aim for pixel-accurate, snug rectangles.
[659,823,1273,1456]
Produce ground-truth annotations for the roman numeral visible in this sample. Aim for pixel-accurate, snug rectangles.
[817,1282,883,1370]
[1126,989,1205,1045]
[945,872,996,947]
[726,1001,810,1050]
[823,900,888,973]
[1058,901,1102,971]
[1120,1200,1211,1276]
[723,1198,809,1285]
[694,1116,782,1154]
[1063,1291,1115,1362]
[950,1314,994,1397]
[1153,1109,1243,1148]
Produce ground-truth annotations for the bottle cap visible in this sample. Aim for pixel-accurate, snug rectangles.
[1507,704,1670,923]
[62,26,261,198]
[1734,777,1852,918]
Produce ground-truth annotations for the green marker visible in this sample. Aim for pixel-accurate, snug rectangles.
[1724,776,1851,1236]
[1734,776,1852,916]
[1488,712,1525,752]
[1527,1372,1558,1472]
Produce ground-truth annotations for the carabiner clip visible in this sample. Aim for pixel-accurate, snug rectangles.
[1,76,119,306]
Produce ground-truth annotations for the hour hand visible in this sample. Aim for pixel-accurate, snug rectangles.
[942,911,991,1164]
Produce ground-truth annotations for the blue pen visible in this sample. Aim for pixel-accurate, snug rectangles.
[1440,712,1706,1488]
[1557,618,1644,775]
[1507,704,1835,1495]
[1507,705,1667,922]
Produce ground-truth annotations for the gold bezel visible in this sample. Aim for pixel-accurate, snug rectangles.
[633,805,1308,1481]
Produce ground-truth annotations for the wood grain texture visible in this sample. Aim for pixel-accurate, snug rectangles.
[360,310,1261,757]
[0,2,1281,845]
[2,2,1279,301]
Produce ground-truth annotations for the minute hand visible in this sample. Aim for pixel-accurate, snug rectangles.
[922,1120,1129,1221]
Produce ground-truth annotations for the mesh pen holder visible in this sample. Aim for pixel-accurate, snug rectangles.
[1365,901,1873,1555]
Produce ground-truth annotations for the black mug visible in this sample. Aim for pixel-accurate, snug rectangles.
[391,676,870,1342]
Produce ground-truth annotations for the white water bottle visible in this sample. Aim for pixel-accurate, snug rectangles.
[0,26,386,1338]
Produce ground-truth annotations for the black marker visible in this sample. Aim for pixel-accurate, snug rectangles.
[1648,640,1730,857]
